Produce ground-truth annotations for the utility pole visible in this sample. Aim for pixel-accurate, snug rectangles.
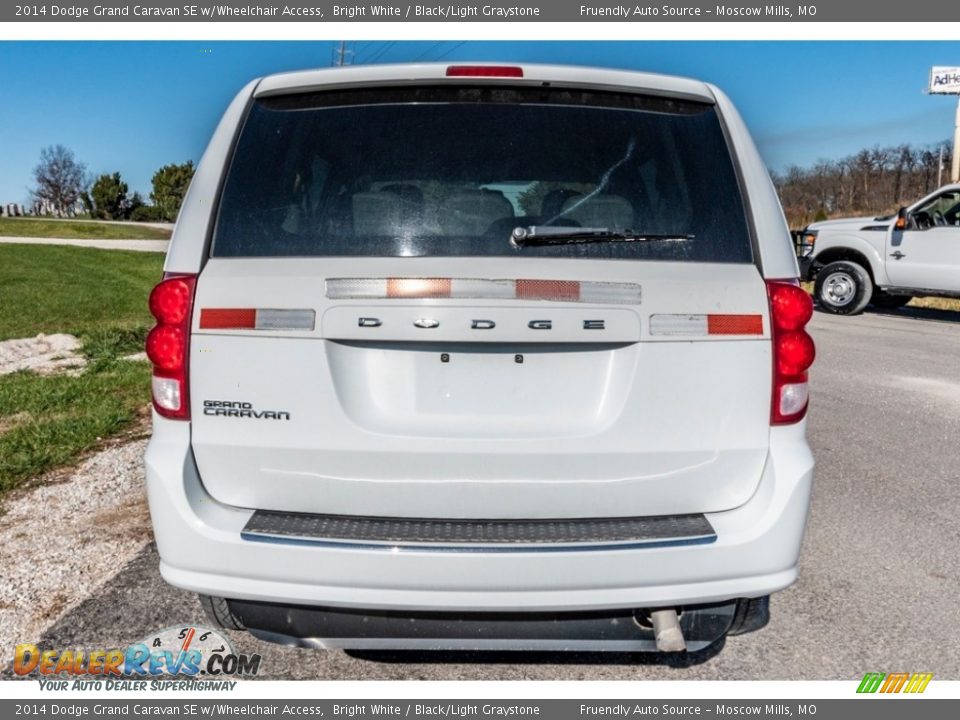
[333,41,353,67]
[938,145,944,187]
[952,95,960,183]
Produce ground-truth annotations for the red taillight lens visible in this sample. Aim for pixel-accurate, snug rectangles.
[768,282,814,331]
[147,273,196,420]
[767,279,815,424]
[149,276,194,324]
[445,65,524,77]
[145,326,185,372]
[776,331,816,377]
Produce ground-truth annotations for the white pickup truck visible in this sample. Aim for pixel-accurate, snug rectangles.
[799,184,960,314]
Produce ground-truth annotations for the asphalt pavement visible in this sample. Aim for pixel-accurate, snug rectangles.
[11,306,960,680]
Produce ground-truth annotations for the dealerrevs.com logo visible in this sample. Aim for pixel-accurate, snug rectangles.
[14,625,261,690]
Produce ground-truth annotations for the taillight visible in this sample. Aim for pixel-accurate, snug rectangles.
[767,280,815,424]
[146,273,197,420]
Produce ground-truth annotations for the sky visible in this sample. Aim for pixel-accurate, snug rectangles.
[1,40,959,204]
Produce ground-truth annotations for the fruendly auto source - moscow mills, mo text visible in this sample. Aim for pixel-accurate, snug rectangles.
[578,4,813,17]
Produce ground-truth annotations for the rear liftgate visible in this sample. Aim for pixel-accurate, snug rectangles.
[187,265,779,652]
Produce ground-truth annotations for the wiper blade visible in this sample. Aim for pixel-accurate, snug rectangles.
[511,226,694,248]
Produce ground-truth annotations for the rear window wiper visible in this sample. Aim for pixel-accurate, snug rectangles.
[510,226,694,248]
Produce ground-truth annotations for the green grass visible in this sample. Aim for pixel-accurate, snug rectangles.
[0,216,171,240]
[0,244,164,340]
[0,245,164,499]
[0,359,152,496]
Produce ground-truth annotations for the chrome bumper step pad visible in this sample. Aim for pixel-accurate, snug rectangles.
[241,510,716,552]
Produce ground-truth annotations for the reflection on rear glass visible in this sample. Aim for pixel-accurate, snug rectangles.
[212,87,751,263]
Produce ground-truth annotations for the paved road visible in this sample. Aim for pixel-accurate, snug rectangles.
[0,237,168,252]
[12,307,960,680]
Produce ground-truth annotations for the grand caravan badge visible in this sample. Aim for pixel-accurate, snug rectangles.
[203,400,290,421]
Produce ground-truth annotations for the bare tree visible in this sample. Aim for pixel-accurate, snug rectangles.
[892,144,913,205]
[810,160,835,213]
[921,148,944,195]
[31,145,87,217]
[773,140,953,228]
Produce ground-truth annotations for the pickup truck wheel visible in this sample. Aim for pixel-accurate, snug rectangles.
[814,261,872,315]
[199,594,246,631]
[871,293,911,309]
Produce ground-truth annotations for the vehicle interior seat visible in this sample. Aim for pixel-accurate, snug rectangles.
[540,188,584,222]
[351,191,404,236]
[439,188,515,236]
[560,193,634,229]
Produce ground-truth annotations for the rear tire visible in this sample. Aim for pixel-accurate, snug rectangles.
[870,293,911,309]
[727,596,770,636]
[199,594,246,631]
[814,261,872,315]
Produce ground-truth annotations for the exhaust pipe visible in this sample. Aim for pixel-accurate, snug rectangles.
[650,608,686,652]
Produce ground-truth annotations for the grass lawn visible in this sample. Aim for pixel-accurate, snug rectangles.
[0,216,171,241]
[0,360,152,497]
[0,245,164,500]
[0,244,163,340]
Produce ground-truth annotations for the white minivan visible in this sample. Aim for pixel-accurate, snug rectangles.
[144,63,815,655]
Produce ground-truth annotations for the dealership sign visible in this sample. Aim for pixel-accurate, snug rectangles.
[929,66,960,94]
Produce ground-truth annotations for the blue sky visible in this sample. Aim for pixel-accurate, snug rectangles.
[1,41,959,204]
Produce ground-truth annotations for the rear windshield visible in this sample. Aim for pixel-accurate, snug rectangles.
[211,86,752,263]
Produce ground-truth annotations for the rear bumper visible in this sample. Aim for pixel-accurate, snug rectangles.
[146,417,813,613]
[230,600,739,653]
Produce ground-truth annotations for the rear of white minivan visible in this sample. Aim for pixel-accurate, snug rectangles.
[144,64,814,654]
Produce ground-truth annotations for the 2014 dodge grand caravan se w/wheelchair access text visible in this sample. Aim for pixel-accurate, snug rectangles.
[144,63,815,655]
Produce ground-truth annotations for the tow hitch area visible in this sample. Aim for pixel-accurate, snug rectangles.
[651,608,686,652]
[227,600,737,653]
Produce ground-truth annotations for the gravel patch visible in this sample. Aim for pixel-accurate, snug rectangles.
[0,439,151,650]
[0,333,86,376]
